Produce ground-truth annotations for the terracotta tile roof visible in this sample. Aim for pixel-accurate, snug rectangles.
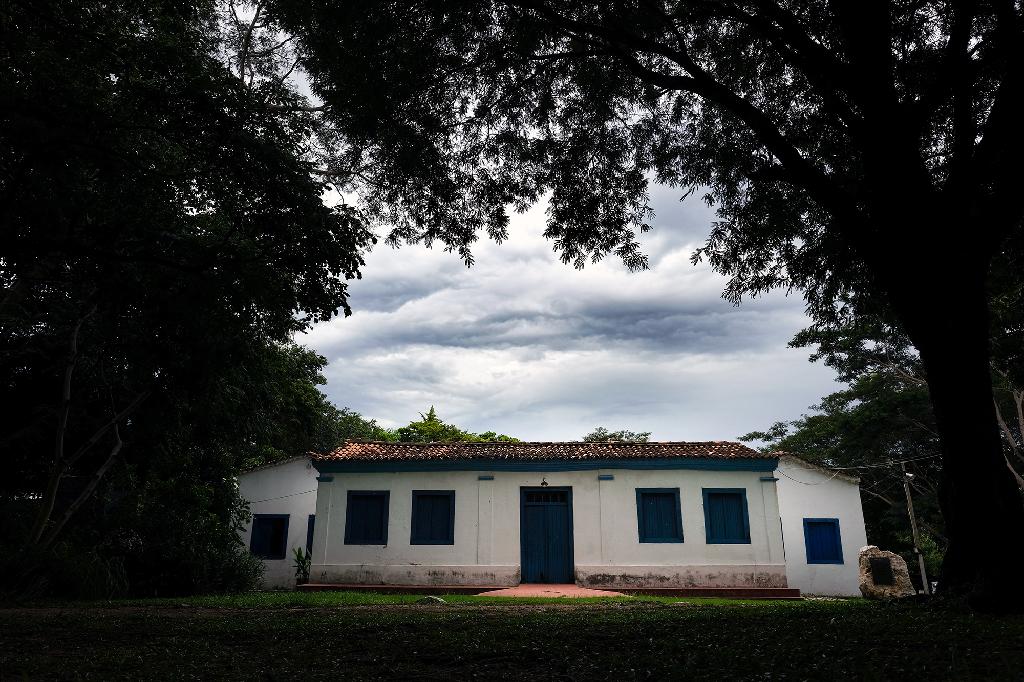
[316,440,770,462]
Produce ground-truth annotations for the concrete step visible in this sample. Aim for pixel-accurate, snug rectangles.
[298,583,501,594]
[298,583,801,599]
[615,586,801,599]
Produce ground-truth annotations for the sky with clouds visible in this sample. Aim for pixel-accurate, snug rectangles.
[301,184,840,442]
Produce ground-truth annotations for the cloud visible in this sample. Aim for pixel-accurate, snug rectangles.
[301,185,838,440]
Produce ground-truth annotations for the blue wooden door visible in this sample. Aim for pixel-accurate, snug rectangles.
[520,488,574,583]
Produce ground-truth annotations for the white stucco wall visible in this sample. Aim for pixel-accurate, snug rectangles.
[238,457,318,589]
[311,467,788,588]
[776,456,868,596]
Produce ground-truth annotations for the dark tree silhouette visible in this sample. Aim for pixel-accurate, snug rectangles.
[1,0,371,594]
[272,1,1024,608]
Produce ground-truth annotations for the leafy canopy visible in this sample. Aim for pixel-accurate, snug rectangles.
[391,407,519,443]
[580,427,651,443]
[272,0,1024,321]
[739,317,945,561]
[0,0,370,595]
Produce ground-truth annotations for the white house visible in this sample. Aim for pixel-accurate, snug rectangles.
[309,441,789,592]
[237,456,319,588]
[237,442,869,596]
[775,454,868,596]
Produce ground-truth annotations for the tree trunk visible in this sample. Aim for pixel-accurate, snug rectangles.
[898,272,1024,611]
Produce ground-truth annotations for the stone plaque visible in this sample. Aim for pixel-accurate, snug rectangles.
[858,546,915,599]
[868,557,895,586]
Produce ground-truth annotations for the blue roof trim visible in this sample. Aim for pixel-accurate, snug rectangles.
[315,457,777,474]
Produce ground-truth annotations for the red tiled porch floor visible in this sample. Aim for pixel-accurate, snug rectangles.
[477,584,624,597]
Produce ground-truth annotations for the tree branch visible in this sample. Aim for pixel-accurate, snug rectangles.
[526,50,599,61]
[861,483,948,543]
[250,35,293,57]
[264,104,325,113]
[237,0,265,82]
[39,425,124,549]
[860,485,898,507]
[969,0,1024,250]
[26,389,149,549]
[1003,450,1024,492]
[995,396,1024,465]
[668,0,863,130]
[945,0,978,203]
[1015,388,1024,445]
[28,313,90,545]
[613,46,859,224]
[510,1,864,232]
[272,55,302,90]
[64,391,150,468]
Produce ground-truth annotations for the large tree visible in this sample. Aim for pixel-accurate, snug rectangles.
[0,0,370,594]
[742,243,1024,582]
[271,0,1024,608]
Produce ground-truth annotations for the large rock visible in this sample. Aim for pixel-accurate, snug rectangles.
[858,546,915,599]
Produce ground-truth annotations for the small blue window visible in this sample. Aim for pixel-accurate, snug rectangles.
[636,489,683,543]
[344,491,390,545]
[410,491,455,545]
[702,489,751,544]
[251,514,289,560]
[804,518,843,564]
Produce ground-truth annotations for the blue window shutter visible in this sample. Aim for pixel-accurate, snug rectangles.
[250,520,270,557]
[344,491,390,545]
[635,489,683,543]
[250,518,270,557]
[803,518,843,564]
[410,491,455,544]
[702,489,751,544]
[250,515,290,559]
[306,514,315,554]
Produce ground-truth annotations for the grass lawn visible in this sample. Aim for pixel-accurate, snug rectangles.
[2,591,1022,680]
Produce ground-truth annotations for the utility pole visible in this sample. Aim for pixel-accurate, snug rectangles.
[901,461,931,595]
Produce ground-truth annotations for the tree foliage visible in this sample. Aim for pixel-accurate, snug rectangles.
[739,319,946,576]
[270,1,1022,303]
[390,407,519,443]
[741,300,1024,581]
[0,0,370,596]
[330,407,395,444]
[272,0,1024,606]
[581,427,651,443]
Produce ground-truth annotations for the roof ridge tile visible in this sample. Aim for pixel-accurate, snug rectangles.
[315,440,771,462]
